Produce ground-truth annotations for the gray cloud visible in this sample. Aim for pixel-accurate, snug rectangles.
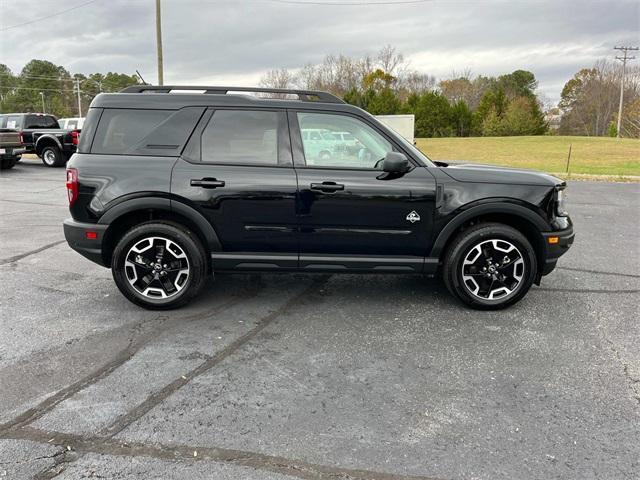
[1,0,638,102]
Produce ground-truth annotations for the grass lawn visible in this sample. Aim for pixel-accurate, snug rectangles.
[416,136,640,177]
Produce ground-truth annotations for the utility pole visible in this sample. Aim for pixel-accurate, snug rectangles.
[155,0,164,85]
[614,46,638,138]
[39,92,45,113]
[75,77,83,118]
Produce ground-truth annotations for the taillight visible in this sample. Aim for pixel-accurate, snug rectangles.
[71,130,79,145]
[19,133,24,144]
[66,168,78,206]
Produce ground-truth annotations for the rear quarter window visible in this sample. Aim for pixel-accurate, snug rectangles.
[91,107,204,156]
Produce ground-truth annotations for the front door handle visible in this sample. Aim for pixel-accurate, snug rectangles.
[190,178,225,189]
[310,182,344,193]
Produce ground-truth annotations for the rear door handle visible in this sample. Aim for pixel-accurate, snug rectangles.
[310,182,344,193]
[190,178,225,189]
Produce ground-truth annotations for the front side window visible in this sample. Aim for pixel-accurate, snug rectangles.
[297,112,393,169]
[201,110,282,165]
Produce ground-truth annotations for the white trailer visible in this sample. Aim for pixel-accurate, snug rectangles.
[374,114,415,143]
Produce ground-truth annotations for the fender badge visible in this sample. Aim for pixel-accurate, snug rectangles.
[406,211,420,223]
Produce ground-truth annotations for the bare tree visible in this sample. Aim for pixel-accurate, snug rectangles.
[376,45,405,76]
[259,68,296,89]
[558,60,638,137]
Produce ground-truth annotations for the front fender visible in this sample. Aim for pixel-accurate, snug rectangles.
[430,201,550,258]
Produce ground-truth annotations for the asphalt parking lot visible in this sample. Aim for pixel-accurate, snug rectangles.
[0,157,638,480]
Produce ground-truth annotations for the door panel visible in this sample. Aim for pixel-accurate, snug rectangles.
[171,161,298,254]
[296,167,436,257]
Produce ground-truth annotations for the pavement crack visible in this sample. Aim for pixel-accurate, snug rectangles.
[535,287,639,294]
[9,426,445,480]
[557,266,640,279]
[99,276,329,438]
[0,293,257,436]
[603,337,640,405]
[0,240,67,265]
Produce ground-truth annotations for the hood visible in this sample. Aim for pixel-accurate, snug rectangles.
[434,160,564,187]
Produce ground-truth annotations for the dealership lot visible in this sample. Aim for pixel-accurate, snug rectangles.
[0,157,638,479]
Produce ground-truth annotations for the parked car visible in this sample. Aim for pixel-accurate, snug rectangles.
[0,128,25,170]
[0,113,80,167]
[63,85,574,310]
[57,117,85,130]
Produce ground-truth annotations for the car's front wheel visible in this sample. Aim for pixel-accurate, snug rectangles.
[111,221,207,309]
[442,223,537,310]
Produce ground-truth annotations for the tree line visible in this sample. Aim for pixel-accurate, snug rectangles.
[0,59,140,118]
[2,49,639,138]
[261,46,639,139]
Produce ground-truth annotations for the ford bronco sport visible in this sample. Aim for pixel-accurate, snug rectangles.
[63,85,574,310]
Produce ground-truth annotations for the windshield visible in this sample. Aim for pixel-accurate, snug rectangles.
[394,133,434,167]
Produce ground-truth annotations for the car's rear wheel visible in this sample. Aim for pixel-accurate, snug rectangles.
[41,146,65,167]
[442,223,537,310]
[0,157,17,170]
[111,221,207,309]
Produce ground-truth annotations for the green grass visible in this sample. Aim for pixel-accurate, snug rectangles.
[416,136,640,177]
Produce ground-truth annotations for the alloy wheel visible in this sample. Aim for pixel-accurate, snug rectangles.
[124,236,190,299]
[461,239,525,301]
[43,149,56,165]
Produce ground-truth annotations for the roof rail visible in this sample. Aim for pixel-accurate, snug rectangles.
[119,85,345,104]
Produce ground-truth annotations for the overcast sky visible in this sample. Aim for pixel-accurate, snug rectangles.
[1,0,638,103]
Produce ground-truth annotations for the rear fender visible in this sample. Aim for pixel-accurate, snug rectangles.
[98,197,222,251]
[34,134,63,154]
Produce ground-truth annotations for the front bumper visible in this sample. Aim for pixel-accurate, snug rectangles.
[63,218,109,267]
[541,226,575,275]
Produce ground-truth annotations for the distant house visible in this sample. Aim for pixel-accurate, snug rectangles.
[545,108,563,130]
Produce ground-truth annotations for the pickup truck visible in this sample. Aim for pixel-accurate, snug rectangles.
[0,113,80,167]
[0,128,25,170]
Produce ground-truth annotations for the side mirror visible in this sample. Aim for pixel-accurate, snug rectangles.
[382,152,409,173]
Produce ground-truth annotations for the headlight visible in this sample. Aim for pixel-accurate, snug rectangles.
[556,188,568,217]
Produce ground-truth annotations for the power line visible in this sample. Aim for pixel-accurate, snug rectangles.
[0,85,84,93]
[614,45,638,139]
[0,0,102,32]
[0,74,74,81]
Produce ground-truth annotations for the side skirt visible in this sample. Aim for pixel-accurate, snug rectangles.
[212,252,440,275]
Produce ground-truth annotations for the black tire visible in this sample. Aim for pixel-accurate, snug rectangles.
[41,145,65,167]
[319,150,332,161]
[442,223,537,310]
[111,221,208,310]
[0,157,17,170]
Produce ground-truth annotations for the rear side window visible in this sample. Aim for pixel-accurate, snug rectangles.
[24,115,58,129]
[200,110,284,165]
[91,107,204,156]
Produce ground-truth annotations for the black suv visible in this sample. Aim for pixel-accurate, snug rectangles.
[63,85,574,310]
